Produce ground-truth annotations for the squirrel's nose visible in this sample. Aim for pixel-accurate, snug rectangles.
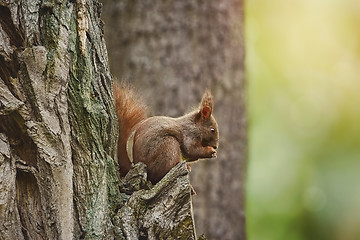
[213,145,217,150]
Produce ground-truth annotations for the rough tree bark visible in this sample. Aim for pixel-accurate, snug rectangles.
[0,0,199,239]
[0,0,119,238]
[114,162,197,240]
[101,1,246,239]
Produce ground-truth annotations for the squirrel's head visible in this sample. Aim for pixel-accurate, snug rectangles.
[180,89,219,161]
[195,89,219,157]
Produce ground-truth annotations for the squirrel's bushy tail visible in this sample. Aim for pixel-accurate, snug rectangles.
[113,83,148,176]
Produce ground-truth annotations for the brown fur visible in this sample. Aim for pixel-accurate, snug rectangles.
[113,83,148,176]
[113,83,219,183]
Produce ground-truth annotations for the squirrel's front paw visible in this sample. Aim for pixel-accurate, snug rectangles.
[211,150,217,158]
[205,146,217,158]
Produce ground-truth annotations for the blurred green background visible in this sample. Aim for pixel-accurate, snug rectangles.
[245,0,360,240]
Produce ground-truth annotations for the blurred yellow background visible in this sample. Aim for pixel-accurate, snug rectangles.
[245,0,360,239]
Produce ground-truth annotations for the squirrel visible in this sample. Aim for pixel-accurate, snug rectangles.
[113,83,219,184]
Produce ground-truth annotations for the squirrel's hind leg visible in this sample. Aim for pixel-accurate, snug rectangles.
[144,136,182,184]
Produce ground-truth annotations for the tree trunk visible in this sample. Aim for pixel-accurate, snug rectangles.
[0,0,121,238]
[101,1,246,239]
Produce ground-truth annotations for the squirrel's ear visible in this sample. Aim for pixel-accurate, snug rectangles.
[199,89,213,119]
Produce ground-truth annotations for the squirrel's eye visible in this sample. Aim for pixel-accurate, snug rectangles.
[210,127,215,133]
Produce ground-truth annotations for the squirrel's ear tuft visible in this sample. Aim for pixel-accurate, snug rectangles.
[199,89,213,119]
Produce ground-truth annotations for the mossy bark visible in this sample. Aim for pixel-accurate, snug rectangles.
[0,0,121,238]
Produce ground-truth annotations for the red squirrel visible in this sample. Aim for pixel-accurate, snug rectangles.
[113,83,219,184]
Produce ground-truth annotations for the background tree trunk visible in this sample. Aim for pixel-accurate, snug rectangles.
[101,1,246,239]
